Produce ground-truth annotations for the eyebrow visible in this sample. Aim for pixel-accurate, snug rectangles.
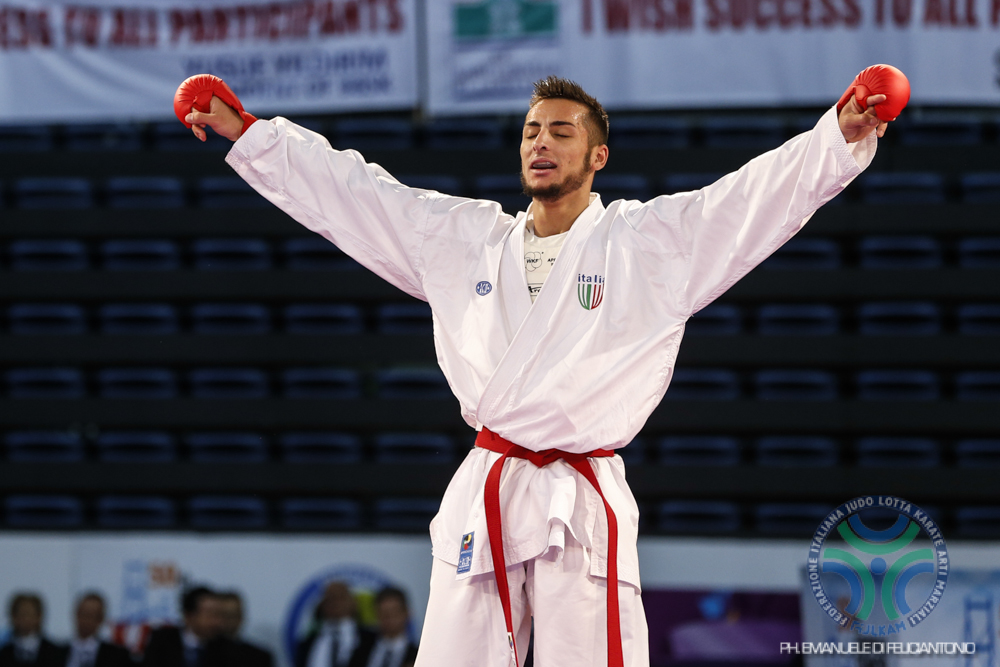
[524,120,578,129]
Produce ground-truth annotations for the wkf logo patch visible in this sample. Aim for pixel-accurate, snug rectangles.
[457,532,474,574]
[577,274,604,310]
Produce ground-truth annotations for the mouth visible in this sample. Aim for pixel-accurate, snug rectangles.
[528,159,557,176]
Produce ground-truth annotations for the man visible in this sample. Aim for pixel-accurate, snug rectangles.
[358,588,417,667]
[294,582,375,667]
[215,592,272,667]
[181,69,892,666]
[65,593,131,667]
[0,594,66,667]
[141,587,233,667]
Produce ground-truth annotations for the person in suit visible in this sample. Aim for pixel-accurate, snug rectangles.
[215,592,272,667]
[0,593,67,667]
[294,582,375,667]
[359,588,417,667]
[141,587,234,667]
[65,593,131,667]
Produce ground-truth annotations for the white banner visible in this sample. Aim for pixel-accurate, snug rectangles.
[0,0,418,123]
[426,0,1000,115]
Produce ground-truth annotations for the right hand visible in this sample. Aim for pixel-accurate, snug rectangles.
[186,95,244,142]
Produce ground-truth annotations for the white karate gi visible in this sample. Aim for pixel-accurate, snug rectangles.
[226,107,876,666]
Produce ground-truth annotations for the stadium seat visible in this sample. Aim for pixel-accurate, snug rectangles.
[376,303,433,334]
[857,302,941,336]
[474,175,530,215]
[373,498,440,531]
[187,432,268,463]
[755,436,838,467]
[331,118,414,150]
[960,173,1000,204]
[657,501,741,534]
[281,368,362,399]
[956,440,1000,468]
[958,304,1000,335]
[191,303,271,335]
[858,173,947,205]
[192,238,272,270]
[8,304,87,335]
[685,304,742,335]
[395,175,463,195]
[97,368,178,399]
[661,173,723,195]
[0,125,53,151]
[958,237,1000,268]
[897,114,983,146]
[6,496,84,528]
[657,436,740,466]
[282,237,357,270]
[8,239,89,271]
[593,174,650,202]
[283,304,365,335]
[859,236,942,269]
[5,431,84,463]
[425,118,505,150]
[374,433,454,463]
[151,122,231,151]
[279,432,363,464]
[280,498,363,530]
[96,496,176,528]
[99,303,179,335]
[956,371,1000,401]
[754,370,838,401]
[761,238,841,270]
[856,370,939,401]
[100,240,181,271]
[954,507,1000,538]
[754,503,830,536]
[7,368,85,399]
[757,304,839,336]
[609,116,690,149]
[856,437,940,467]
[63,123,143,151]
[106,177,185,209]
[189,368,270,399]
[188,496,268,529]
[376,368,451,399]
[197,176,269,209]
[14,177,94,209]
[96,431,177,463]
[663,369,740,400]
[702,117,785,149]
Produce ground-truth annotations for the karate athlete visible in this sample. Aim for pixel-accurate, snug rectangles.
[175,65,907,667]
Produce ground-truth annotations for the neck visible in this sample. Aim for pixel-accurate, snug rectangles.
[530,188,591,238]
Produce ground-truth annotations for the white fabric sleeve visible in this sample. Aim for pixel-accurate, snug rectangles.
[225,117,430,301]
[629,106,876,316]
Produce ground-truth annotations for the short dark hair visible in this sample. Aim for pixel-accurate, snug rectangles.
[375,586,408,611]
[9,593,43,619]
[76,592,105,610]
[181,586,215,616]
[529,76,609,149]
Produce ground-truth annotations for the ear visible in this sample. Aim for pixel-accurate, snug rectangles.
[590,144,609,172]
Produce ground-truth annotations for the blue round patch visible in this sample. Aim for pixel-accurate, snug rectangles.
[476,281,492,296]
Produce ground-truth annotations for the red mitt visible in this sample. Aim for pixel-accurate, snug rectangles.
[836,64,911,122]
[173,74,257,136]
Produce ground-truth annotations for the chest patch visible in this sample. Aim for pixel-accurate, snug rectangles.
[577,274,605,310]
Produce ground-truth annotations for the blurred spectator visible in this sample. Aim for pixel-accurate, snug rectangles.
[141,587,235,667]
[359,588,417,667]
[66,592,130,667]
[294,581,375,667]
[215,592,272,667]
[0,593,67,667]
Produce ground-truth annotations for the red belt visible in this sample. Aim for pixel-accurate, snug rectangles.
[476,427,624,667]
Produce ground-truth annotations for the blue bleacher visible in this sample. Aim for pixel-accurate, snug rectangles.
[657,501,740,534]
[593,174,650,202]
[657,436,740,466]
[610,116,690,150]
[96,431,177,463]
[617,437,644,467]
[332,118,414,151]
[14,177,94,209]
[106,177,185,209]
[376,303,433,334]
[663,369,740,400]
[189,368,270,399]
[956,440,1000,468]
[661,173,724,195]
[754,503,831,536]
[63,124,143,151]
[96,496,176,528]
[374,433,454,464]
[856,370,939,401]
[6,495,84,528]
[702,117,785,149]
[395,175,463,195]
[151,122,231,151]
[280,498,363,530]
[857,302,941,336]
[100,240,180,271]
[954,507,1000,538]
[957,304,1000,335]
[960,173,1000,204]
[373,498,440,531]
[474,175,530,215]
[958,237,1000,268]
[8,239,89,271]
[7,368,85,399]
[279,432,363,464]
[99,303,179,335]
[856,437,940,467]
[956,371,1000,401]
[192,238,271,271]
[761,238,841,270]
[755,370,838,401]
[376,368,451,399]
[685,304,742,335]
[755,436,838,467]
[425,118,504,150]
[858,173,947,205]
[197,176,269,209]
[282,237,357,271]
[192,303,271,335]
[187,432,268,463]
[0,125,53,151]
[97,368,178,399]
[897,114,983,146]
[5,431,84,462]
[281,368,361,399]
[189,496,268,529]
[283,304,364,335]
[8,304,87,335]
[859,236,942,269]
[757,304,839,336]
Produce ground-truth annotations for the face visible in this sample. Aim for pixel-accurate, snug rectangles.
[217,598,242,638]
[376,597,408,639]
[319,582,354,621]
[520,98,607,202]
[75,598,104,639]
[11,600,41,637]
[185,595,224,641]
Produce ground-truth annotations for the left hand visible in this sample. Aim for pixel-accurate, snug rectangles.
[839,93,889,143]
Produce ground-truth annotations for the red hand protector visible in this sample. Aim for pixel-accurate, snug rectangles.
[837,64,911,122]
[173,74,258,136]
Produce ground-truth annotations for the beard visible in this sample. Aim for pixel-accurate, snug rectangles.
[521,153,593,202]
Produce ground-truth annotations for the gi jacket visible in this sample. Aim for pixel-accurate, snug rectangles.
[227,107,875,588]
